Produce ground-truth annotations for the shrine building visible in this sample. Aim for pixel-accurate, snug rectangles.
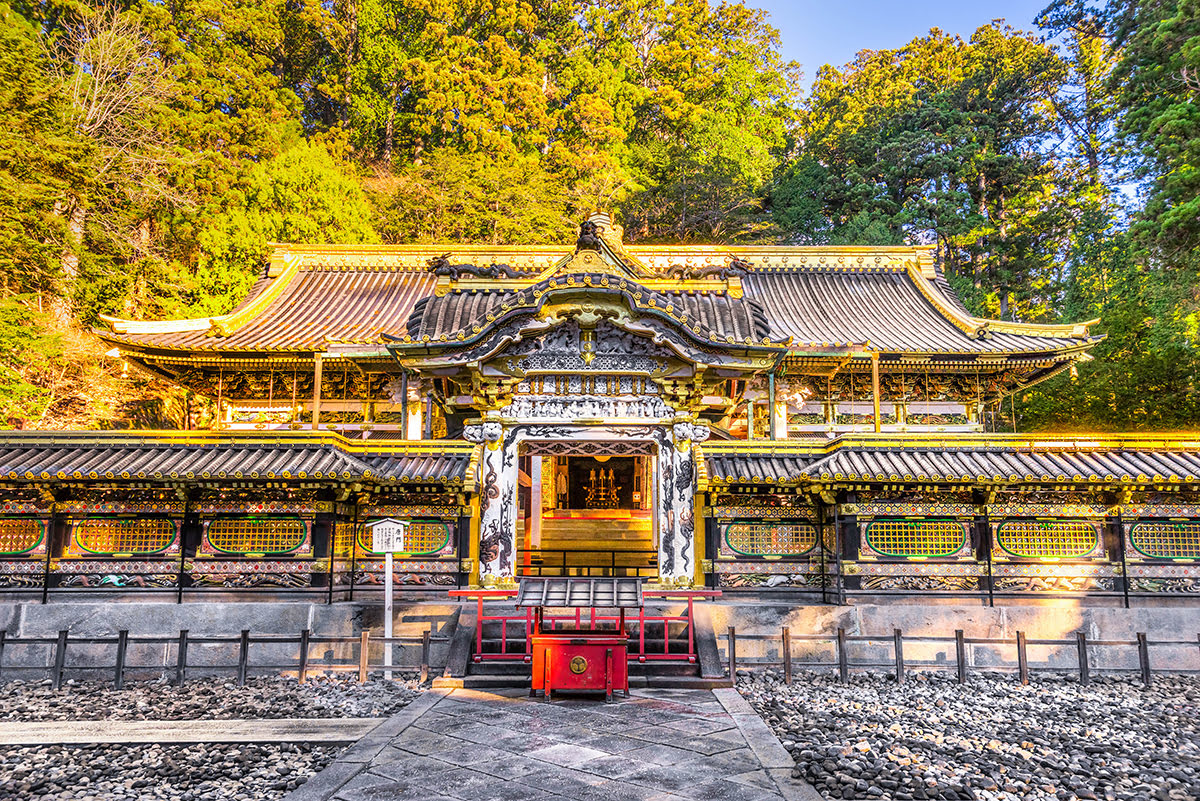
[1,214,1198,603]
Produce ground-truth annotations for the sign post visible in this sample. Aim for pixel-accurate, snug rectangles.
[369,519,408,680]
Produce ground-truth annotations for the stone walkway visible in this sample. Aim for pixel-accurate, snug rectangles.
[0,717,381,745]
[285,687,821,801]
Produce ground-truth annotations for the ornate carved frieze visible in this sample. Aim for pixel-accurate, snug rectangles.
[495,320,678,374]
[503,394,675,420]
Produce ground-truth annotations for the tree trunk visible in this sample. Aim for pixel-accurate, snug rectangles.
[50,202,87,328]
[382,83,397,166]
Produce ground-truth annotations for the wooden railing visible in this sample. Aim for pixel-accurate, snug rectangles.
[721,626,1200,687]
[0,628,449,690]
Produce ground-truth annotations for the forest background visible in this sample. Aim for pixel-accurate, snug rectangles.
[0,0,1196,432]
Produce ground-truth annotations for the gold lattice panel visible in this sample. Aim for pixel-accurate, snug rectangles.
[1130,522,1200,559]
[0,519,43,554]
[207,518,306,554]
[724,523,816,556]
[997,521,1098,559]
[865,520,967,558]
[333,523,356,558]
[75,518,175,555]
[357,521,451,555]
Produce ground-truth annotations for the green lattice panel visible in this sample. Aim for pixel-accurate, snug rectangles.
[207,518,306,555]
[997,521,1098,559]
[0,519,44,555]
[723,523,816,556]
[1130,522,1200,559]
[864,519,968,558]
[75,518,175,555]
[357,520,451,556]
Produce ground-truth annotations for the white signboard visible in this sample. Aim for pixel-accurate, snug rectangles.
[367,518,409,681]
[369,518,409,553]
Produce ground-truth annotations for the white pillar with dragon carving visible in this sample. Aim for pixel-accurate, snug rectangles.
[657,421,707,587]
[465,420,519,587]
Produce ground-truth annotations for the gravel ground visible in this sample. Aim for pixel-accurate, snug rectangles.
[0,675,423,801]
[740,670,1200,801]
[0,674,421,721]
[0,742,342,801]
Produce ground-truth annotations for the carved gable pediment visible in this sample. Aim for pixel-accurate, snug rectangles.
[490,320,679,375]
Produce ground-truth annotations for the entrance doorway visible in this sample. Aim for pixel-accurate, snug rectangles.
[517,445,657,578]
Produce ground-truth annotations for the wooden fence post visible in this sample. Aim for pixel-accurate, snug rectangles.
[52,630,68,690]
[837,628,849,684]
[727,627,737,683]
[420,629,431,684]
[1016,631,1029,685]
[298,629,310,684]
[175,630,189,687]
[114,630,129,690]
[359,631,370,683]
[1076,632,1090,686]
[237,630,250,687]
[1137,632,1151,687]
[782,627,792,685]
[893,628,905,684]
[954,629,966,684]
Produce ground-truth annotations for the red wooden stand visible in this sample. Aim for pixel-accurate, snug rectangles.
[531,629,629,703]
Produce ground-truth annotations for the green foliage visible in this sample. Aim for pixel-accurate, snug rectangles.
[1108,0,1200,270]
[372,149,572,245]
[0,296,62,426]
[0,4,86,293]
[166,140,379,317]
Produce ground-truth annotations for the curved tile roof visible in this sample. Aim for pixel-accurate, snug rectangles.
[400,273,776,347]
[96,243,1098,358]
[104,268,437,352]
[703,440,1200,485]
[0,435,474,484]
[744,270,1087,354]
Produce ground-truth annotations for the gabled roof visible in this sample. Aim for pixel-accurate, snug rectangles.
[395,271,780,353]
[95,239,1100,360]
[701,434,1200,488]
[0,432,477,486]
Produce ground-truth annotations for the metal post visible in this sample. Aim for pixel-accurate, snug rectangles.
[420,629,431,684]
[893,628,905,684]
[782,627,792,685]
[175,630,189,687]
[52,630,68,690]
[41,519,54,605]
[311,354,324,430]
[399,370,409,441]
[1137,632,1151,687]
[768,372,777,440]
[177,501,188,605]
[955,629,966,684]
[1017,631,1028,685]
[1118,518,1131,609]
[727,626,737,683]
[359,631,370,683]
[1076,632,1090,685]
[298,629,310,683]
[837,627,849,683]
[384,551,393,680]
[114,630,129,690]
[871,353,881,433]
[237,630,249,686]
[327,518,336,605]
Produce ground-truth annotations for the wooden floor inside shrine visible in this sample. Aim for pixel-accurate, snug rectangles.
[518,509,657,578]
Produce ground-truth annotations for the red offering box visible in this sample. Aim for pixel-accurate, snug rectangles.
[531,630,628,702]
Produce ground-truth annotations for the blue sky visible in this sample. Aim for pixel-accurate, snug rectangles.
[753,0,1054,87]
